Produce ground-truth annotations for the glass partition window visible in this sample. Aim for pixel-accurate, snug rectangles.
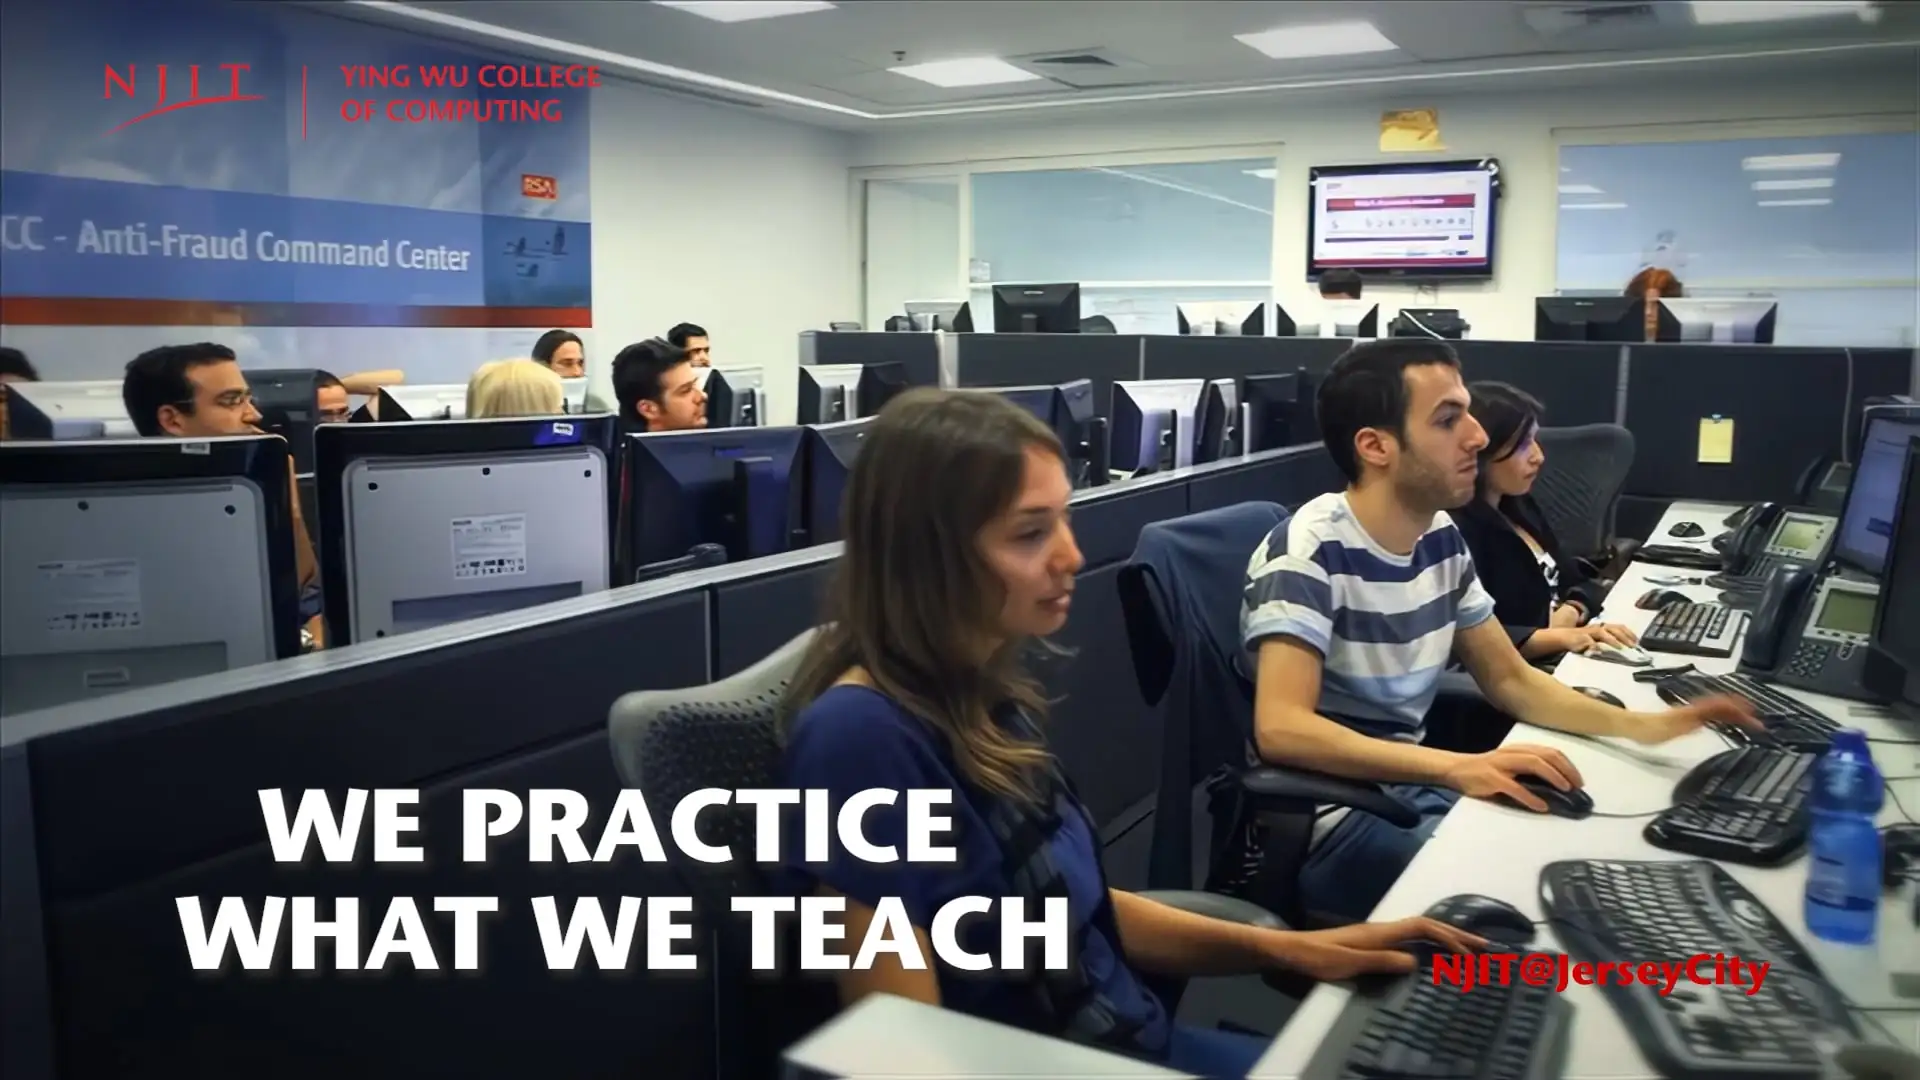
[864,177,961,332]
[1556,132,1919,346]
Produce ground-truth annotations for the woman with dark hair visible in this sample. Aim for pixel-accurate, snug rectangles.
[530,329,585,378]
[1453,382,1637,663]
[777,388,1482,1077]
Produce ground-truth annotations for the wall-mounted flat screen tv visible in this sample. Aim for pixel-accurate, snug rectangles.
[1307,158,1502,282]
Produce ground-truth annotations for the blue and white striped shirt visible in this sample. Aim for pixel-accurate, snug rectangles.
[1241,492,1496,742]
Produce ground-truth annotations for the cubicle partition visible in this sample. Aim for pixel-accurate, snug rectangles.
[954,333,1145,422]
[797,331,941,392]
[1450,340,1625,428]
[1,441,1342,1080]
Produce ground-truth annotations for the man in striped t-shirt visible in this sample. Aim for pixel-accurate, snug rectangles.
[1242,340,1754,921]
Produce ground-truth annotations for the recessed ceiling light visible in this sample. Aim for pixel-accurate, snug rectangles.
[1689,1,1876,25]
[889,57,1042,88]
[1557,184,1605,195]
[1244,168,1277,180]
[653,1,836,23]
[1236,21,1398,60]
[1560,203,1629,210]
[1752,177,1835,191]
[1757,198,1833,206]
[1742,153,1841,171]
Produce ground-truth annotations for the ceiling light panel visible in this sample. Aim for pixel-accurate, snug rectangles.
[1236,21,1398,60]
[1742,153,1841,171]
[1752,177,1835,191]
[889,58,1042,88]
[1557,184,1605,195]
[653,1,836,23]
[1244,168,1277,180]
[1757,198,1834,206]
[1560,203,1629,210]
[1689,1,1876,25]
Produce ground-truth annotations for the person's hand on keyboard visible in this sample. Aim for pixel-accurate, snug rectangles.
[1623,693,1761,744]
[1443,745,1583,812]
[1264,916,1488,982]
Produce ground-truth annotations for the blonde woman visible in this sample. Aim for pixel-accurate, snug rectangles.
[466,359,563,419]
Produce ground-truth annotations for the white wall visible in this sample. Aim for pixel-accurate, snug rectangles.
[588,82,858,424]
[851,66,1918,342]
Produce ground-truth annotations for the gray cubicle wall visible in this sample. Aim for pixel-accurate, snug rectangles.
[1,441,1340,1080]
[954,333,1145,423]
[797,331,941,392]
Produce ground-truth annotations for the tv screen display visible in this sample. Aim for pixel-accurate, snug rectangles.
[1307,159,1500,280]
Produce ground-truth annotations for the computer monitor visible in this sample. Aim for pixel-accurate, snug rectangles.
[620,425,804,580]
[1298,300,1378,339]
[702,367,765,428]
[1659,298,1778,344]
[3,380,137,439]
[982,384,1057,425]
[799,365,864,425]
[1389,308,1469,339]
[801,418,872,546]
[375,384,468,422]
[559,377,590,414]
[991,283,1081,334]
[902,300,974,333]
[1177,301,1265,336]
[1050,379,1104,488]
[1194,379,1242,464]
[0,435,302,715]
[314,416,617,645]
[1834,411,1920,578]
[1241,371,1304,453]
[856,362,911,418]
[247,369,324,474]
[1110,379,1203,474]
[1533,296,1659,343]
[1866,434,1920,705]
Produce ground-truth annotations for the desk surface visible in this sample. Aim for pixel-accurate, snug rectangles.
[1253,499,1920,1079]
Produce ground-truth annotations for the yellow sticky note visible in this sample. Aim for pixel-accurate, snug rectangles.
[1380,109,1445,153]
[1697,417,1735,465]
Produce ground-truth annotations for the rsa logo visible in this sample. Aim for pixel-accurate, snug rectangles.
[521,175,558,200]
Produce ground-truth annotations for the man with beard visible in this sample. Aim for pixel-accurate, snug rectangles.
[1239,339,1755,920]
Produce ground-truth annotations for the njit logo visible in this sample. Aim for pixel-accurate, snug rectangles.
[521,174,558,200]
[103,64,263,133]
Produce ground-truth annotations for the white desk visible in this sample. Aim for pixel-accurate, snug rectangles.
[1253,500,1920,1079]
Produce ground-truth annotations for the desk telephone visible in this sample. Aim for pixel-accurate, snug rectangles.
[1717,501,1837,580]
[1736,564,1883,703]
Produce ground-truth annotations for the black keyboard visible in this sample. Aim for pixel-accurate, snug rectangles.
[1643,747,1814,865]
[1540,860,1856,1078]
[1300,952,1572,1079]
[1641,601,1744,658]
[1636,544,1727,570]
[1654,671,1841,751]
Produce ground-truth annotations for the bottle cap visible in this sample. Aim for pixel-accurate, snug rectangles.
[1831,729,1871,754]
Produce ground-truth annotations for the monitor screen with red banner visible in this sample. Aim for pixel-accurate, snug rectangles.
[1308,159,1501,281]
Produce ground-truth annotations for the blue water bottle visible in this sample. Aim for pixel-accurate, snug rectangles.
[1804,729,1884,944]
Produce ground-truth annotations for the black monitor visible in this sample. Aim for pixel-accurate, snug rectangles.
[1833,410,1920,578]
[1110,379,1203,474]
[1051,379,1104,488]
[1176,301,1265,336]
[247,368,324,474]
[799,365,862,425]
[0,435,302,714]
[983,384,1057,425]
[1865,434,1920,708]
[375,384,468,421]
[703,367,765,428]
[991,283,1080,334]
[856,362,911,418]
[1389,308,1469,339]
[3,380,136,440]
[619,425,804,580]
[1659,298,1778,345]
[1534,296,1662,342]
[314,416,618,645]
[1193,379,1241,464]
[801,418,872,546]
[1241,371,1303,454]
[902,300,974,332]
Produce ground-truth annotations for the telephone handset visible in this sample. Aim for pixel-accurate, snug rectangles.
[1719,501,1782,566]
[1737,565,1883,703]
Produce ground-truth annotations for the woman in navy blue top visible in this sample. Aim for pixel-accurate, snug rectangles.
[776,388,1483,1077]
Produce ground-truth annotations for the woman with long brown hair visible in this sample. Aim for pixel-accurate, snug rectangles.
[1625,267,1683,341]
[776,388,1482,1076]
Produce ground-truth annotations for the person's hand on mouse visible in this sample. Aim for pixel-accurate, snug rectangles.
[1264,916,1488,981]
[1542,623,1638,655]
[1623,693,1762,744]
[1442,745,1583,812]
[1584,622,1638,648]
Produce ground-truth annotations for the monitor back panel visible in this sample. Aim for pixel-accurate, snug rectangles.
[341,449,610,641]
[0,480,274,714]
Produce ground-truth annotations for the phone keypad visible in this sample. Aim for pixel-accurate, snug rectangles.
[1784,640,1832,680]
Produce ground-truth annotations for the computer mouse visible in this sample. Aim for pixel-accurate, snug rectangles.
[1494,776,1595,820]
[1636,588,1692,610]
[1669,521,1706,538]
[1588,642,1654,667]
[1575,686,1624,708]
[1425,894,1538,945]
[1833,1043,1920,1080]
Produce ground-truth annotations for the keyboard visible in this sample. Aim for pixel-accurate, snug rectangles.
[1300,952,1572,1079]
[1540,860,1856,1078]
[1643,747,1814,865]
[1636,544,1726,570]
[1641,601,1745,658]
[1654,671,1842,752]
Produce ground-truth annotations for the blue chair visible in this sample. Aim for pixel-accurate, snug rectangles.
[1117,501,1424,942]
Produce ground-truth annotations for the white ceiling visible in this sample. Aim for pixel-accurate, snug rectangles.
[339,0,1920,128]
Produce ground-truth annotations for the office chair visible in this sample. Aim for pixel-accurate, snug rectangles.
[1116,502,1425,972]
[1532,424,1637,572]
[608,628,1285,1078]
[1080,315,1117,334]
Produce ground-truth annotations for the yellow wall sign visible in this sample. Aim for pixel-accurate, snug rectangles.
[1380,109,1445,153]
